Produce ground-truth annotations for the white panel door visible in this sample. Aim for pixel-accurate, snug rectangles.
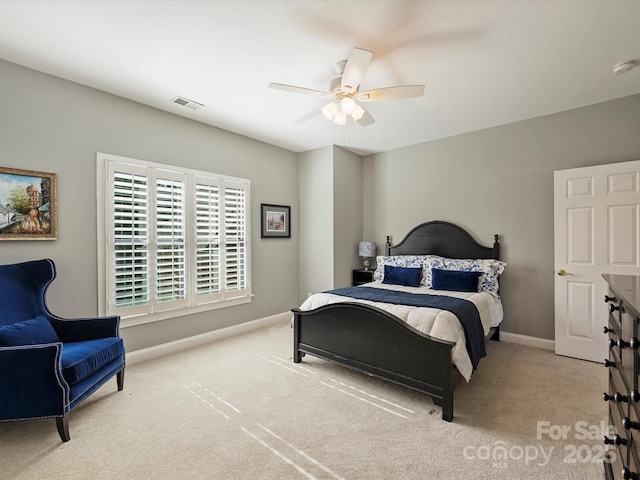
[554,160,640,362]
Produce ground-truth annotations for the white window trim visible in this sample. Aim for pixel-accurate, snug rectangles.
[97,152,252,328]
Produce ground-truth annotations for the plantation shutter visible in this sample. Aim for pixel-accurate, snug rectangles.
[110,166,150,317]
[155,171,188,311]
[223,183,247,298]
[194,178,221,303]
[101,153,251,322]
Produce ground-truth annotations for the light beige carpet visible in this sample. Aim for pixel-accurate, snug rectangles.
[0,320,607,480]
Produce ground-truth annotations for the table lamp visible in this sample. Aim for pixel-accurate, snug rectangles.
[358,241,376,271]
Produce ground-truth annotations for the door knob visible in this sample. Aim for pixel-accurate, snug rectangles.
[556,269,573,276]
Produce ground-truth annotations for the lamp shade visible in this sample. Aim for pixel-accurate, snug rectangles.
[322,102,338,120]
[350,103,365,121]
[358,241,376,257]
[340,97,356,114]
[333,110,347,125]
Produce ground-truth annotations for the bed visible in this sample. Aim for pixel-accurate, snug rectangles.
[291,220,504,422]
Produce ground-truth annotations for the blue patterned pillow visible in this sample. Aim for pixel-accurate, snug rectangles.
[374,255,445,286]
[441,258,506,299]
[431,268,481,292]
[382,265,422,287]
[423,255,446,287]
[374,255,428,283]
[0,315,59,346]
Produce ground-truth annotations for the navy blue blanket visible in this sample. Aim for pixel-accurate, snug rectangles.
[325,286,486,370]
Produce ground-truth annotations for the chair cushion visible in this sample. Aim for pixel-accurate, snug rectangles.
[0,315,60,346]
[61,337,124,385]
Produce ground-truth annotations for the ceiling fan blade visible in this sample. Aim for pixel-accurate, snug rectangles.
[268,83,332,98]
[357,85,425,102]
[295,108,323,124]
[341,48,372,93]
[356,108,375,127]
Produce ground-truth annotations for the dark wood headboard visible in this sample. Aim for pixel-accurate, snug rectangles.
[385,220,500,260]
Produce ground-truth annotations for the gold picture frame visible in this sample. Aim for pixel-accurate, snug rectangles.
[0,166,58,240]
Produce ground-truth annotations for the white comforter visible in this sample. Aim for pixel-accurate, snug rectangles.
[298,282,504,381]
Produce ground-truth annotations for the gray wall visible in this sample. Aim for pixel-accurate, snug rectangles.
[298,146,334,302]
[332,146,363,289]
[297,145,363,304]
[364,93,640,340]
[2,56,640,347]
[0,59,299,352]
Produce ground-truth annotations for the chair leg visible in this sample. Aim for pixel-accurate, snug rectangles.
[56,415,70,442]
[55,368,124,443]
[117,369,125,391]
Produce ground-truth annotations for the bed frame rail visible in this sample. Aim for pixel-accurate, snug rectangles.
[292,302,460,421]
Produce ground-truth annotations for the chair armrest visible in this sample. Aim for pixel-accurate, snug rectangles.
[0,344,69,420]
[49,315,121,343]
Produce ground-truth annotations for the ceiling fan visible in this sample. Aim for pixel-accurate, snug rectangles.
[268,47,425,127]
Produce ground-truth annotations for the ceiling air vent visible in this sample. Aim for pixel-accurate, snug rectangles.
[172,96,204,110]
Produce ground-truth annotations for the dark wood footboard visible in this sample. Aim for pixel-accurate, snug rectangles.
[292,302,460,421]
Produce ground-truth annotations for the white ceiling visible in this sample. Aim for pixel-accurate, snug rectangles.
[0,0,639,155]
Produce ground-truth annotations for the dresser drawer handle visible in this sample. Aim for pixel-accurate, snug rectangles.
[622,466,639,480]
[617,338,640,350]
[604,392,630,403]
[604,434,628,446]
[605,295,618,303]
[610,339,617,349]
[604,359,617,368]
[622,417,640,431]
[611,304,621,313]
[615,392,630,403]
[604,326,615,334]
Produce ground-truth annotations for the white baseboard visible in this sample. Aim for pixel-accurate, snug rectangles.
[126,311,290,366]
[125,313,555,366]
[499,330,555,351]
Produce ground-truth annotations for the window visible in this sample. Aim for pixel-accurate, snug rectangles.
[97,153,251,326]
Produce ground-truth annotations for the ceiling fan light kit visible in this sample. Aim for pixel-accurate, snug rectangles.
[333,110,347,126]
[341,97,356,114]
[322,97,367,125]
[350,103,365,121]
[321,101,338,120]
[268,47,426,128]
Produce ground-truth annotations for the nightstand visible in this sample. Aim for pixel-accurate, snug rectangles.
[352,269,374,286]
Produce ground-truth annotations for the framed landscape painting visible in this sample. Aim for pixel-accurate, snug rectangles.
[0,166,58,240]
[261,203,290,238]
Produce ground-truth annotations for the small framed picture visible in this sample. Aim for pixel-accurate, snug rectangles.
[0,166,58,240]
[261,203,290,238]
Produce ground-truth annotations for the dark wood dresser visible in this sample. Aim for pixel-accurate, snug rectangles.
[604,274,640,479]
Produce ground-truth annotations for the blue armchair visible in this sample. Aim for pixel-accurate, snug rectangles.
[0,259,125,442]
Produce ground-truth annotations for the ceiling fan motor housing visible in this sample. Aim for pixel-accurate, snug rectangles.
[329,76,343,93]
